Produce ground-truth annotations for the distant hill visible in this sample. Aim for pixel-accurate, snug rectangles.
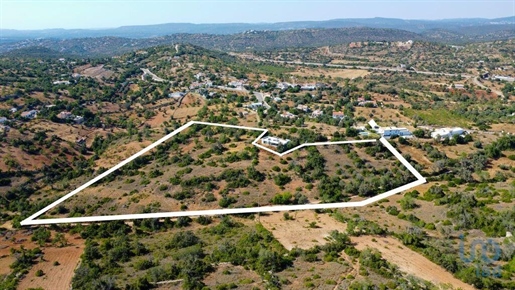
[1,17,514,57]
[0,27,424,57]
[1,46,72,59]
[1,16,514,40]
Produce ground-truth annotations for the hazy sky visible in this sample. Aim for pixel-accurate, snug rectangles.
[1,0,514,30]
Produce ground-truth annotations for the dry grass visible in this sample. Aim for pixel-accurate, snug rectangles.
[292,68,370,79]
[17,234,85,290]
[351,235,475,290]
[260,211,347,250]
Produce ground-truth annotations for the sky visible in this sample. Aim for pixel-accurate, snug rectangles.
[1,0,514,30]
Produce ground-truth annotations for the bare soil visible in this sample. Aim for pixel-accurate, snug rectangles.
[17,235,85,290]
[259,211,347,250]
[293,68,370,79]
[351,235,475,290]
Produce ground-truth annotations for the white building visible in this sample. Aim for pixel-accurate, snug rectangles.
[261,136,290,147]
[378,127,413,139]
[493,75,515,82]
[21,110,38,120]
[280,112,297,119]
[57,111,73,119]
[431,127,466,140]
[169,92,185,98]
[296,104,310,112]
[311,109,323,118]
[73,116,85,124]
[276,82,293,90]
[247,102,263,110]
[53,80,71,85]
[368,119,412,138]
[332,111,345,119]
[300,84,316,90]
[0,117,7,124]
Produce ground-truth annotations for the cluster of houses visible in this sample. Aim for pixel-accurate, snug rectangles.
[276,82,326,91]
[57,111,85,124]
[189,73,214,90]
[368,120,468,140]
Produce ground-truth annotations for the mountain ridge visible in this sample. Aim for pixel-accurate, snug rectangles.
[2,16,514,40]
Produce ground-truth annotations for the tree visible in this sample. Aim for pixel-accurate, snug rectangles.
[412,129,426,138]
[273,174,291,186]
[400,196,418,210]
[31,227,51,246]
[52,232,67,247]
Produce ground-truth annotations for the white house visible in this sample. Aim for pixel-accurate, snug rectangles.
[280,112,297,119]
[311,109,324,118]
[53,80,71,85]
[493,75,515,82]
[169,92,185,98]
[248,103,263,110]
[431,127,466,140]
[261,136,290,147]
[276,82,293,90]
[0,117,7,124]
[296,104,310,112]
[378,127,413,139]
[21,110,38,120]
[300,84,316,90]
[57,111,73,119]
[73,116,85,124]
[332,111,345,119]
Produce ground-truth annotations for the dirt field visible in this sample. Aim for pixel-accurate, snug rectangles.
[292,68,370,79]
[17,234,85,290]
[355,107,414,126]
[351,235,476,290]
[259,211,347,250]
[77,64,114,79]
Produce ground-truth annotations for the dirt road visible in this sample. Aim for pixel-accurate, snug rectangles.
[351,235,476,290]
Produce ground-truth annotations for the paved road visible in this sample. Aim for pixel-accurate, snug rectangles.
[472,77,505,97]
[141,68,166,82]
[254,91,271,109]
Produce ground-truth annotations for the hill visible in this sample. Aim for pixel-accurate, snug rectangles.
[1,16,514,39]
[1,46,73,59]
[0,27,425,57]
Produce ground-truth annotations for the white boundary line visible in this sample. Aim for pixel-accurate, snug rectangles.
[21,120,426,225]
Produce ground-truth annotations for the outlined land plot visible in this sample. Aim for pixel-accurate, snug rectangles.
[21,120,425,225]
[33,123,266,220]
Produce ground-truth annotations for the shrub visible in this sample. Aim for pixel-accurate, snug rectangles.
[273,174,291,186]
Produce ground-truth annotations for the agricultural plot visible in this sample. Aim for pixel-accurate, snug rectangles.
[22,121,423,225]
